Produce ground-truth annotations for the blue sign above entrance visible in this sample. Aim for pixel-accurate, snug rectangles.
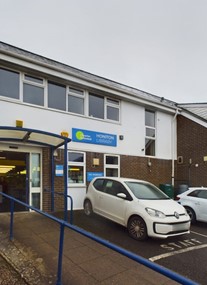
[72,128,117,147]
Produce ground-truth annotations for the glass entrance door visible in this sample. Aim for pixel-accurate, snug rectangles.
[0,150,28,211]
[30,153,41,209]
[0,149,42,212]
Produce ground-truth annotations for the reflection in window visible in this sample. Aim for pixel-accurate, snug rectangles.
[68,95,84,114]
[106,98,120,122]
[48,81,66,111]
[23,84,44,106]
[32,193,40,209]
[0,68,19,99]
[68,87,84,115]
[105,155,120,177]
[68,151,85,185]
[31,153,40,187]
[68,166,84,183]
[145,110,156,156]
[89,93,104,119]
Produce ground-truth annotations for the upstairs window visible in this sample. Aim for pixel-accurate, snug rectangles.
[145,110,156,156]
[89,93,104,119]
[89,93,120,122]
[68,87,84,115]
[48,81,66,111]
[0,68,19,99]
[23,74,45,106]
[106,98,120,121]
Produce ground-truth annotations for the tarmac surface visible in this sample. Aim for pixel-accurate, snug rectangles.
[0,211,181,285]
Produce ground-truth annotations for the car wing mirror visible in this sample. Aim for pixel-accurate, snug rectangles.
[117,193,127,199]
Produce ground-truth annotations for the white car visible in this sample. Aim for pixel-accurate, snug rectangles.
[83,177,190,240]
[176,187,207,224]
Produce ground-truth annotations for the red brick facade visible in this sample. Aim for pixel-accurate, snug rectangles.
[42,149,172,211]
[175,115,207,188]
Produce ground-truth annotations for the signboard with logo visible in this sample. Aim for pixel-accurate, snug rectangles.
[72,128,117,147]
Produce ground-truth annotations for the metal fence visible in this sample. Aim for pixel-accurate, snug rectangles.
[0,191,197,285]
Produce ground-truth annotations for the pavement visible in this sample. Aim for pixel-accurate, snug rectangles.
[0,211,180,285]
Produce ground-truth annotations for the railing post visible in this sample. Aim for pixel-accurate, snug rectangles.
[10,199,14,241]
[56,223,65,285]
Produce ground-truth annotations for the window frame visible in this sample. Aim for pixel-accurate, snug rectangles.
[145,110,156,156]
[67,86,85,115]
[48,80,66,111]
[0,67,20,100]
[68,151,86,187]
[104,154,120,177]
[22,73,46,106]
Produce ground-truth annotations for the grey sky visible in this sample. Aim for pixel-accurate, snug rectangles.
[0,0,207,103]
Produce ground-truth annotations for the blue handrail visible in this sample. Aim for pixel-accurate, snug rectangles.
[43,188,73,224]
[0,192,198,285]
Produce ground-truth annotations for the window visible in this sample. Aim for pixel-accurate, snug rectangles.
[68,151,85,185]
[0,68,19,99]
[89,93,104,119]
[104,155,120,177]
[145,110,156,156]
[48,81,66,111]
[89,93,120,122]
[23,74,44,106]
[93,179,105,192]
[68,87,84,115]
[188,190,207,199]
[106,98,120,121]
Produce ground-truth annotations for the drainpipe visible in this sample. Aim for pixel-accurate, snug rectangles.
[171,108,179,187]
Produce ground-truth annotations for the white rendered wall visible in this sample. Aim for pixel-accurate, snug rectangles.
[0,98,176,159]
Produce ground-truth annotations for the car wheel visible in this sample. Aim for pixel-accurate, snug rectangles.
[84,200,93,216]
[185,206,196,224]
[127,216,148,241]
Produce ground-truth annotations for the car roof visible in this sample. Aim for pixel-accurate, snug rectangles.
[93,177,151,184]
[188,187,207,190]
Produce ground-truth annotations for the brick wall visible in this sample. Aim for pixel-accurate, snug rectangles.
[120,155,172,187]
[176,115,207,188]
[42,149,173,212]
[42,148,64,212]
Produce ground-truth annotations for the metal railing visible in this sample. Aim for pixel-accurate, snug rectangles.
[43,189,73,224]
[0,191,198,285]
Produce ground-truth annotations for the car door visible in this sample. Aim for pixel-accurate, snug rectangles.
[98,179,132,225]
[195,190,207,222]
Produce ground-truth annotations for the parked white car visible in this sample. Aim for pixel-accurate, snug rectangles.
[176,187,207,223]
[83,177,190,240]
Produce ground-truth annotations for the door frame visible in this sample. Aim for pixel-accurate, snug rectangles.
[0,143,42,210]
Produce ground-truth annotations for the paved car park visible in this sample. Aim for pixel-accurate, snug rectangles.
[73,211,207,285]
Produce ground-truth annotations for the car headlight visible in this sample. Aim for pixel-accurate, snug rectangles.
[145,207,166,218]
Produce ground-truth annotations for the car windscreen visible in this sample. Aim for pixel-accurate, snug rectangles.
[125,182,170,200]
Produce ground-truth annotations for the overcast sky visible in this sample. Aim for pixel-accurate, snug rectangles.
[0,0,207,103]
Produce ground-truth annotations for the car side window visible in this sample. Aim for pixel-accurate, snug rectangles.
[104,180,132,201]
[93,179,105,192]
[197,190,207,199]
[188,190,200,198]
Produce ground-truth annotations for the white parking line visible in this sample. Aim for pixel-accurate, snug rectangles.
[149,244,207,262]
[191,231,207,238]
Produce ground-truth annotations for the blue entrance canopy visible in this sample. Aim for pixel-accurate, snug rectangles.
[0,126,71,219]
